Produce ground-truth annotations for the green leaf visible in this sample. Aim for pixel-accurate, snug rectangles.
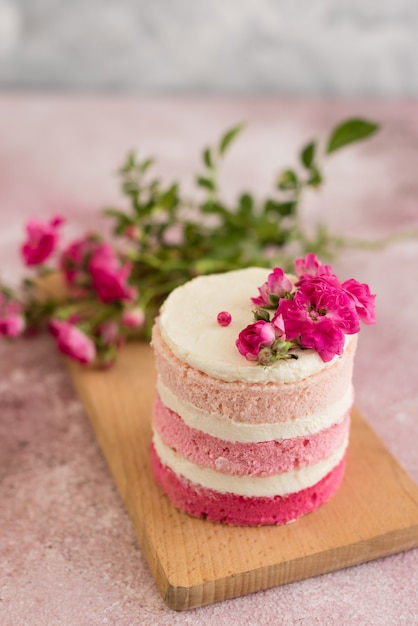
[326,118,380,154]
[140,157,154,173]
[277,169,298,191]
[119,150,137,174]
[22,278,35,289]
[196,176,216,191]
[264,199,295,216]
[300,141,316,168]
[160,183,179,209]
[203,148,214,169]
[238,193,254,217]
[200,201,229,216]
[254,308,271,322]
[0,285,14,298]
[103,207,127,219]
[307,166,323,188]
[219,123,245,156]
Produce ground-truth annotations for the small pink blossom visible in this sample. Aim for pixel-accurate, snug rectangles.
[0,295,25,338]
[121,307,146,329]
[217,311,232,327]
[97,320,119,345]
[124,225,140,240]
[251,267,292,307]
[21,216,64,266]
[342,278,376,325]
[0,315,25,338]
[236,320,276,360]
[50,320,96,365]
[162,223,184,246]
[89,243,136,303]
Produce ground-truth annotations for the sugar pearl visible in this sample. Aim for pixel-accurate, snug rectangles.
[217,311,232,327]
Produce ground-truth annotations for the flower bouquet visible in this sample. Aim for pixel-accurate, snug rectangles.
[235,253,375,365]
[0,118,379,366]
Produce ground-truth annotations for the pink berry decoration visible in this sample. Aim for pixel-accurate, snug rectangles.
[217,311,232,327]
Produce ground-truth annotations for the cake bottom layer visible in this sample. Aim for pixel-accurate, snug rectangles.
[150,443,346,526]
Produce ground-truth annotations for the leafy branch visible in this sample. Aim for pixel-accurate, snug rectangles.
[105,118,379,336]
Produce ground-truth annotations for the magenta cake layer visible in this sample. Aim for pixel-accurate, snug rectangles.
[153,393,350,476]
[152,324,357,425]
[150,444,346,526]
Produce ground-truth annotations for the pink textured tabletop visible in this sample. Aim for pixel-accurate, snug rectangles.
[1,94,418,625]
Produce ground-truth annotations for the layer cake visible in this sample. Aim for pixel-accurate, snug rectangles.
[150,259,375,525]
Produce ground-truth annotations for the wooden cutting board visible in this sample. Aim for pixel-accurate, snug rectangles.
[67,341,418,611]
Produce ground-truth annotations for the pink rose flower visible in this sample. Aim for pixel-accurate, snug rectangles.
[271,311,287,338]
[294,253,334,280]
[89,243,136,303]
[236,320,276,360]
[21,216,64,266]
[121,307,145,329]
[342,278,376,325]
[0,295,25,338]
[50,320,96,365]
[60,234,98,287]
[251,267,292,306]
[297,317,345,362]
[277,276,359,361]
[277,298,345,362]
[298,277,360,334]
[275,297,310,339]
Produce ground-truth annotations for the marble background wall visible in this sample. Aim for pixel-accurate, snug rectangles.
[0,0,417,95]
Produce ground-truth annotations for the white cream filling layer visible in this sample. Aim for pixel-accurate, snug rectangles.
[157,378,353,442]
[159,267,356,384]
[153,430,348,497]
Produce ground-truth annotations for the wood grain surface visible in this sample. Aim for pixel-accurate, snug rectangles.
[67,342,418,611]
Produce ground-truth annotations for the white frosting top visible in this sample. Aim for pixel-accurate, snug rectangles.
[159,267,354,383]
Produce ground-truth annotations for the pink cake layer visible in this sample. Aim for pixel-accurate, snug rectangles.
[152,324,357,425]
[150,443,346,526]
[153,393,350,476]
